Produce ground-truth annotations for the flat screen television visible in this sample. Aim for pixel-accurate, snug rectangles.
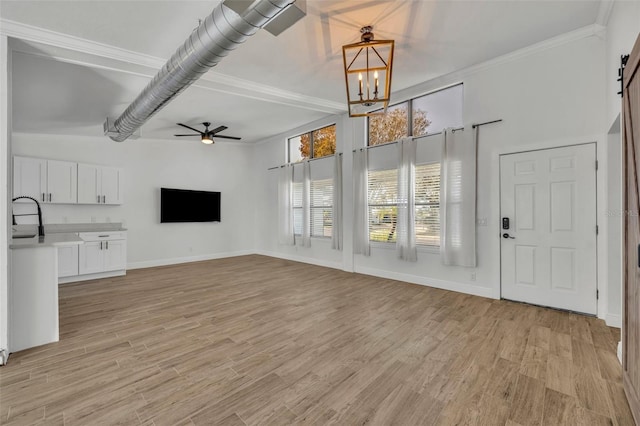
[160,188,221,223]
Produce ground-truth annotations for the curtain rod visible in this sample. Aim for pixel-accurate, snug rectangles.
[352,118,503,152]
[267,152,342,171]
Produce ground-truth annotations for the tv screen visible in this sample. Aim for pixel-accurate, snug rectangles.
[160,188,221,223]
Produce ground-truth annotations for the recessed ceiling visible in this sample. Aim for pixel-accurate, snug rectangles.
[2,0,603,142]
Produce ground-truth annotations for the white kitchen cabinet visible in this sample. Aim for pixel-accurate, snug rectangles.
[77,164,124,205]
[78,241,103,275]
[103,239,126,271]
[13,156,77,204]
[13,156,46,202]
[77,232,127,276]
[57,245,79,278]
[47,160,77,204]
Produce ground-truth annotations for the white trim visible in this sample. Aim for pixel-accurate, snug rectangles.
[59,269,126,284]
[493,137,606,317]
[606,313,622,328]
[0,19,345,114]
[126,250,255,270]
[596,0,615,27]
[354,265,495,299]
[254,250,343,270]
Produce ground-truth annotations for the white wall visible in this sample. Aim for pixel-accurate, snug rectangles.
[12,133,256,268]
[1,35,12,358]
[255,33,614,317]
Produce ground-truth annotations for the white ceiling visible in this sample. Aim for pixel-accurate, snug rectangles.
[1,0,603,143]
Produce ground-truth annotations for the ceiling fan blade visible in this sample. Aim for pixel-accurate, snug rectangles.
[210,125,227,134]
[177,123,203,134]
[174,134,201,137]
[213,135,242,140]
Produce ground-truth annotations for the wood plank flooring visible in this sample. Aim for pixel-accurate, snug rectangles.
[0,255,634,425]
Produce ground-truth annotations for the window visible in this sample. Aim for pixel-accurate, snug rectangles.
[415,163,440,246]
[367,83,463,146]
[368,169,398,243]
[292,182,303,236]
[288,124,337,162]
[367,164,441,246]
[310,179,332,238]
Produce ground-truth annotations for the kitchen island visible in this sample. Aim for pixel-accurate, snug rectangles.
[9,232,83,353]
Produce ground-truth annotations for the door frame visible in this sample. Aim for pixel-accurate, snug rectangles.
[490,136,606,320]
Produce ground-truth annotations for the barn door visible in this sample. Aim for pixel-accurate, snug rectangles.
[623,32,640,424]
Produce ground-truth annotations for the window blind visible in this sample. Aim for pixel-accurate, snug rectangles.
[310,178,333,237]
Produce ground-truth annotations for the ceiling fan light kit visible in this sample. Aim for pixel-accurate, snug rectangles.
[174,122,241,145]
[342,26,395,118]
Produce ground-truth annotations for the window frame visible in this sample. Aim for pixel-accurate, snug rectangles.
[366,83,463,146]
[366,163,441,248]
[287,123,337,163]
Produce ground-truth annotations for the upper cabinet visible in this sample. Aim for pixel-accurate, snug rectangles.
[13,157,77,204]
[14,156,123,205]
[78,164,124,205]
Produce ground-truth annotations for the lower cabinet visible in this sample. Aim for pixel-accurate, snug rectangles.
[57,245,79,278]
[59,231,127,282]
[79,239,126,274]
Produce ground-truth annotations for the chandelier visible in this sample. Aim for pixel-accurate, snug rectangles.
[342,26,394,117]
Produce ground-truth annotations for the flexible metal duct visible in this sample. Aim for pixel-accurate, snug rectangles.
[106,0,296,142]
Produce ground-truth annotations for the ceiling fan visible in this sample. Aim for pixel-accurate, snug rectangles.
[174,122,241,144]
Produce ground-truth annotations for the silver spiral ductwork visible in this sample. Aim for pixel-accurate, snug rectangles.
[106,0,296,142]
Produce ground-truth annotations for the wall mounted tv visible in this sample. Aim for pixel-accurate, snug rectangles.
[160,188,221,223]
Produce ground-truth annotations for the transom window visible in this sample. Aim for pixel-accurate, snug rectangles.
[288,124,337,163]
[367,83,463,146]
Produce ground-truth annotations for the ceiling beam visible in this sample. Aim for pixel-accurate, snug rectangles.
[0,19,346,115]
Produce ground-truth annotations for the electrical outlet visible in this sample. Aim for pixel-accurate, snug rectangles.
[470,272,477,281]
[477,218,488,226]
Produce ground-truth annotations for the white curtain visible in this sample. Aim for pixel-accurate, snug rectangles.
[397,137,417,261]
[277,164,295,245]
[301,161,311,247]
[332,153,343,251]
[440,126,477,267]
[353,149,370,256]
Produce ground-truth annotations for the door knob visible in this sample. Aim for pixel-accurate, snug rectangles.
[503,233,515,239]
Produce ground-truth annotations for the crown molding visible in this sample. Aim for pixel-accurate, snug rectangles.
[596,0,615,27]
[0,19,345,114]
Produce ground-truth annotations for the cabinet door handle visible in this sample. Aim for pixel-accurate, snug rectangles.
[97,195,100,203]
[106,241,109,250]
[99,241,103,250]
[102,195,106,204]
[42,193,45,202]
[48,193,52,202]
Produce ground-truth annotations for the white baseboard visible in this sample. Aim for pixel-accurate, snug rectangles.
[127,250,255,270]
[59,270,125,284]
[617,341,622,364]
[354,265,496,299]
[606,313,622,328]
[255,250,343,271]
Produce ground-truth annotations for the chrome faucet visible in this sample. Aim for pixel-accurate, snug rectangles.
[12,196,45,237]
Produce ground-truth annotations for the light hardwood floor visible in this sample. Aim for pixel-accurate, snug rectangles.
[0,255,634,425]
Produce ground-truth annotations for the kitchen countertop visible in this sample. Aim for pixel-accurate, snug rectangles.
[12,223,127,234]
[9,232,85,249]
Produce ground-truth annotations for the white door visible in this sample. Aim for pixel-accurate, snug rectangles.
[103,240,126,271]
[13,156,46,202]
[79,241,104,275]
[101,167,123,205]
[500,143,597,314]
[57,245,79,278]
[47,160,77,204]
[77,164,101,204]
